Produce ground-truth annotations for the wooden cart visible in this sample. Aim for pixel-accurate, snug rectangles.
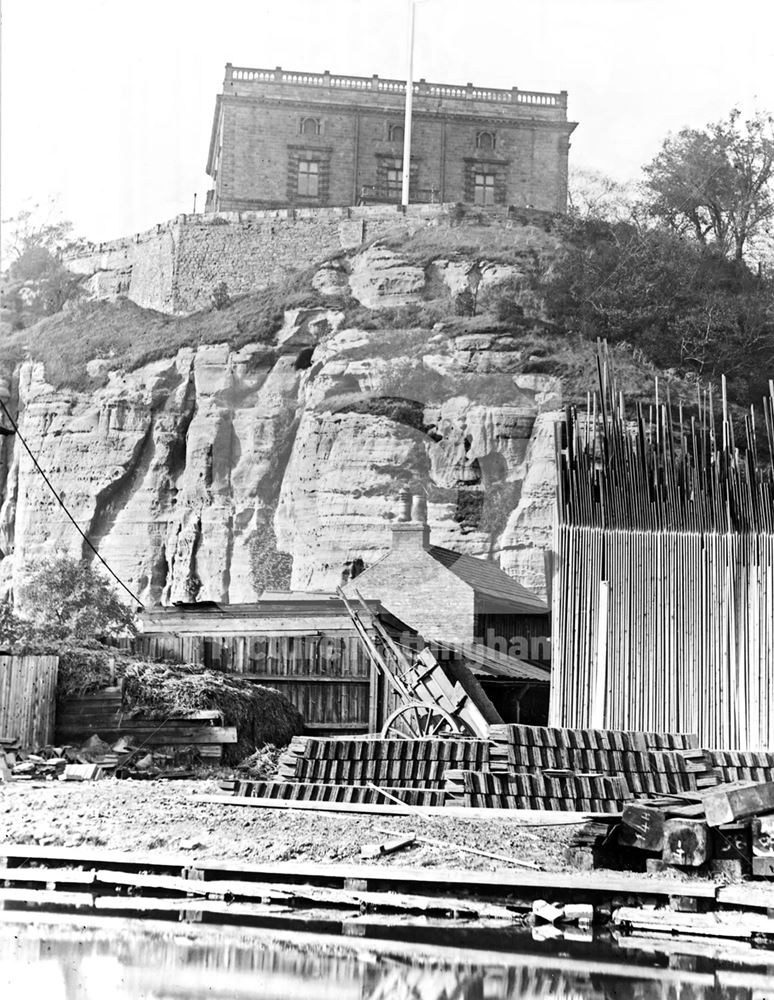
[337,589,494,739]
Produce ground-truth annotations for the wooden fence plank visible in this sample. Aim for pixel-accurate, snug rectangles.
[0,655,59,748]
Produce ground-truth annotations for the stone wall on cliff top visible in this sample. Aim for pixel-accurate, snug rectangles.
[2,243,560,606]
[64,203,555,315]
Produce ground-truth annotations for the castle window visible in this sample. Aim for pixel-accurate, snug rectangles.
[388,123,405,143]
[473,171,496,206]
[386,167,403,199]
[297,160,320,196]
[300,117,321,136]
[476,131,496,151]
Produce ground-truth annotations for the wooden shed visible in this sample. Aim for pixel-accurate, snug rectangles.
[137,594,416,734]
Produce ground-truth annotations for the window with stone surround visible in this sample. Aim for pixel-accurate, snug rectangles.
[463,158,507,205]
[388,123,405,143]
[375,154,419,202]
[476,130,496,151]
[287,146,331,203]
[300,117,321,136]
[473,172,496,206]
[386,167,402,199]
[297,160,319,196]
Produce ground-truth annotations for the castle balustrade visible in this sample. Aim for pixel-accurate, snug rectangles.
[225,64,567,111]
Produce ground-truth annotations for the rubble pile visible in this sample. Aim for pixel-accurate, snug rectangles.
[0,734,199,782]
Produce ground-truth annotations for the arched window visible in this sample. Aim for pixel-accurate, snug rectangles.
[389,124,405,143]
[300,117,321,136]
[476,130,495,151]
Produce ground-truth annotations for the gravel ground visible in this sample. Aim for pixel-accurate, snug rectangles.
[0,776,581,871]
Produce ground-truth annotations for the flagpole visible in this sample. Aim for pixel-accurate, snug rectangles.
[401,0,416,207]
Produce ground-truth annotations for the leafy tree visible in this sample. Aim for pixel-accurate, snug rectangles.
[0,203,84,328]
[17,554,137,643]
[643,109,774,261]
[568,167,641,225]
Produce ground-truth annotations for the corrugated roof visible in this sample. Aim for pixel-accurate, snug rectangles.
[438,641,551,683]
[428,546,548,614]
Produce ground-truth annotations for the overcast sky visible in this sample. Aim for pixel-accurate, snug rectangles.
[2,0,773,245]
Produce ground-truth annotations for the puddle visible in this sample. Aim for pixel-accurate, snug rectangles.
[1,913,773,998]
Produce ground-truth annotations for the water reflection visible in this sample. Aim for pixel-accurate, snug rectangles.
[0,915,772,999]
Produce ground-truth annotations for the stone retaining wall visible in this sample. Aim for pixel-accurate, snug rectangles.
[63,204,554,315]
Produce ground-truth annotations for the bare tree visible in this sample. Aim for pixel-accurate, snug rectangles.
[643,109,774,261]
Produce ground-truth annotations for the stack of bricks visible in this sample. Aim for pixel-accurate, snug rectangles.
[706,749,774,785]
[227,735,490,807]
[481,725,719,805]
[444,769,632,812]
[222,727,724,814]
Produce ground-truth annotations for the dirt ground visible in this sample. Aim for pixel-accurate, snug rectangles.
[0,775,581,871]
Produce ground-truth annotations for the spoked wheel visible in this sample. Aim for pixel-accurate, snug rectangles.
[380,701,464,739]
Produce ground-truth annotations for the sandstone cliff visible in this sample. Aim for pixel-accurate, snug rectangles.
[0,236,562,606]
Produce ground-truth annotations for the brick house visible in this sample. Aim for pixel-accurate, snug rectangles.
[206,64,576,213]
[341,520,549,658]
[341,517,551,723]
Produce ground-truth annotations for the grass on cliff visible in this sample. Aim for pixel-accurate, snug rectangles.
[0,268,322,390]
[379,222,560,266]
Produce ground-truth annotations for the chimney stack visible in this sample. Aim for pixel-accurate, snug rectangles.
[391,489,429,551]
[397,489,412,523]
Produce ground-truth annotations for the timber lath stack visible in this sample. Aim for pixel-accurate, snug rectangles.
[551,360,774,749]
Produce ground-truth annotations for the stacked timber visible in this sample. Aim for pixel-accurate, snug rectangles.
[571,778,774,879]
[552,361,774,749]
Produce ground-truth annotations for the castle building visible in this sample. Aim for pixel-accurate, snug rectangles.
[206,64,576,213]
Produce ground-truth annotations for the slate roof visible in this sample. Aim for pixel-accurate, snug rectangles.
[428,546,548,615]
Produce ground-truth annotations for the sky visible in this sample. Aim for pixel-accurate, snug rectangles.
[2,0,773,246]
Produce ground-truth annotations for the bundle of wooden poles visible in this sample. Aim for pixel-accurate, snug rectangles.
[550,351,774,750]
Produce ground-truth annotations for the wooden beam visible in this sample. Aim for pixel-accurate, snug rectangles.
[701,781,774,827]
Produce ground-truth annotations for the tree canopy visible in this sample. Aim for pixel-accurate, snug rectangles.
[17,554,137,643]
[643,109,774,262]
[0,203,84,329]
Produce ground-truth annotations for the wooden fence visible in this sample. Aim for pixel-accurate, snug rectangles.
[133,633,377,732]
[550,359,774,749]
[0,655,59,749]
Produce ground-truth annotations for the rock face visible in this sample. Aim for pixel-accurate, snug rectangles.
[0,244,561,606]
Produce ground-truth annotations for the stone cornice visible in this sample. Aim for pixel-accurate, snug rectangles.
[218,92,577,134]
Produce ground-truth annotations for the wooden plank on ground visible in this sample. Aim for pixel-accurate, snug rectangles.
[193,793,610,823]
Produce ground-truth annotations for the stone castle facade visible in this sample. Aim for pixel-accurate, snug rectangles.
[206,64,576,214]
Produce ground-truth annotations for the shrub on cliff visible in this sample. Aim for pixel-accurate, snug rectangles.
[541,215,774,405]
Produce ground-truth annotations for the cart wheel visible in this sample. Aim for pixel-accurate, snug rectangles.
[380,701,464,739]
